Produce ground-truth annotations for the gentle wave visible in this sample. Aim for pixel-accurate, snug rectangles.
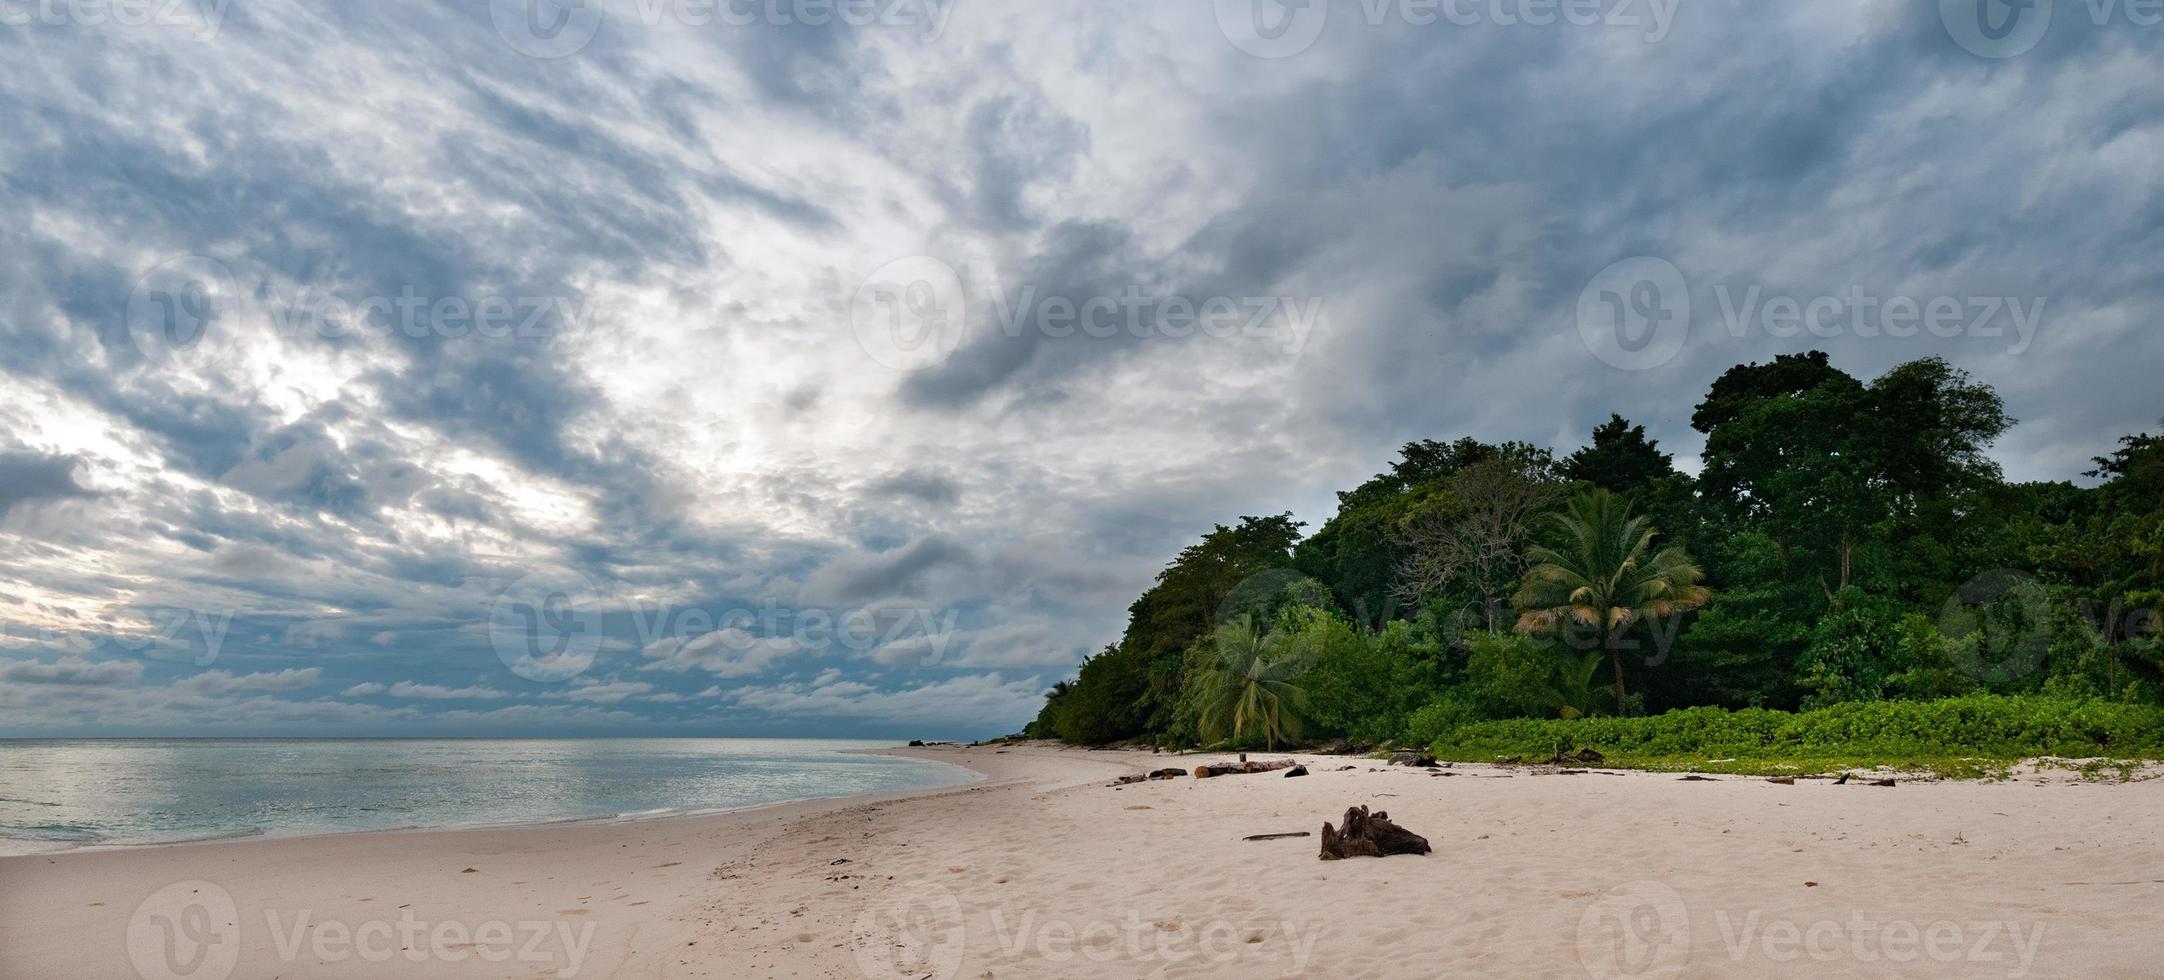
[0,738,972,854]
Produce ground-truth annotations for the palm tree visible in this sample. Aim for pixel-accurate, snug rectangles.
[1196,615,1311,750]
[1514,490,1711,713]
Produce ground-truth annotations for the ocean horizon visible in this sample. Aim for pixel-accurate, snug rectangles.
[0,737,977,856]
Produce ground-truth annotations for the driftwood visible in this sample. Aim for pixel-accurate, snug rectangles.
[1194,759,1298,779]
[1284,765,1310,778]
[1388,752,1439,768]
[1111,767,1190,786]
[1766,776,1797,785]
[1678,775,1717,781]
[1244,831,1313,841]
[1318,805,1431,861]
[1548,747,1605,765]
[1869,778,1897,787]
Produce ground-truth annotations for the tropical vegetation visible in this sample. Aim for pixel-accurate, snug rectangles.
[1024,352,2164,768]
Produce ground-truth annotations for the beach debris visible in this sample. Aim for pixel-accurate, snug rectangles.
[1870,778,1897,787]
[1805,881,1819,887]
[1284,765,1310,778]
[1193,759,1299,779]
[1834,774,1850,785]
[1110,767,1190,786]
[460,867,479,874]
[1244,832,1312,842]
[829,858,851,866]
[1766,776,1797,785]
[1388,752,1439,768]
[1319,805,1431,860]
[1547,746,1606,766]
[1678,775,1717,781]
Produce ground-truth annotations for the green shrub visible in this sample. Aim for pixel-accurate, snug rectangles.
[1430,694,2164,773]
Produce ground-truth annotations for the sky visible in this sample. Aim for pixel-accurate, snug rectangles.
[0,0,2159,738]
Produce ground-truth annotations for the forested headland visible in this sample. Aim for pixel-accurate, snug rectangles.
[1026,352,2164,771]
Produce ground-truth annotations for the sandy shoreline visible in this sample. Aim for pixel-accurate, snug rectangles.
[3,744,2161,978]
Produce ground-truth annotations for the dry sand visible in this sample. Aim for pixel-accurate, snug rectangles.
[3,743,2161,979]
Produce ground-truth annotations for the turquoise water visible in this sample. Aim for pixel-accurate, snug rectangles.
[0,739,974,854]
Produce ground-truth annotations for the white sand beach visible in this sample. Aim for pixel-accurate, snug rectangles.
[3,744,2161,979]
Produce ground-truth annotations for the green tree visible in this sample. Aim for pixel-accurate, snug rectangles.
[1514,490,1712,712]
[1562,414,1676,496]
[1195,615,1311,749]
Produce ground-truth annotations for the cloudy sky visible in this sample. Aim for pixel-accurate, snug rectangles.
[0,0,2157,737]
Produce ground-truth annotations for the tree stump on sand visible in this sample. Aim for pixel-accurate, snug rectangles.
[1318,805,1431,860]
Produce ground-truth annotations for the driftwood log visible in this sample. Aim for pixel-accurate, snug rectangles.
[1318,805,1431,860]
[1194,759,1298,779]
[1110,767,1190,786]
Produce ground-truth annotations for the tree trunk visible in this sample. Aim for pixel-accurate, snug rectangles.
[1606,626,1627,713]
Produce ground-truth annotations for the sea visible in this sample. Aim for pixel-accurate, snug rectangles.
[0,738,976,855]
